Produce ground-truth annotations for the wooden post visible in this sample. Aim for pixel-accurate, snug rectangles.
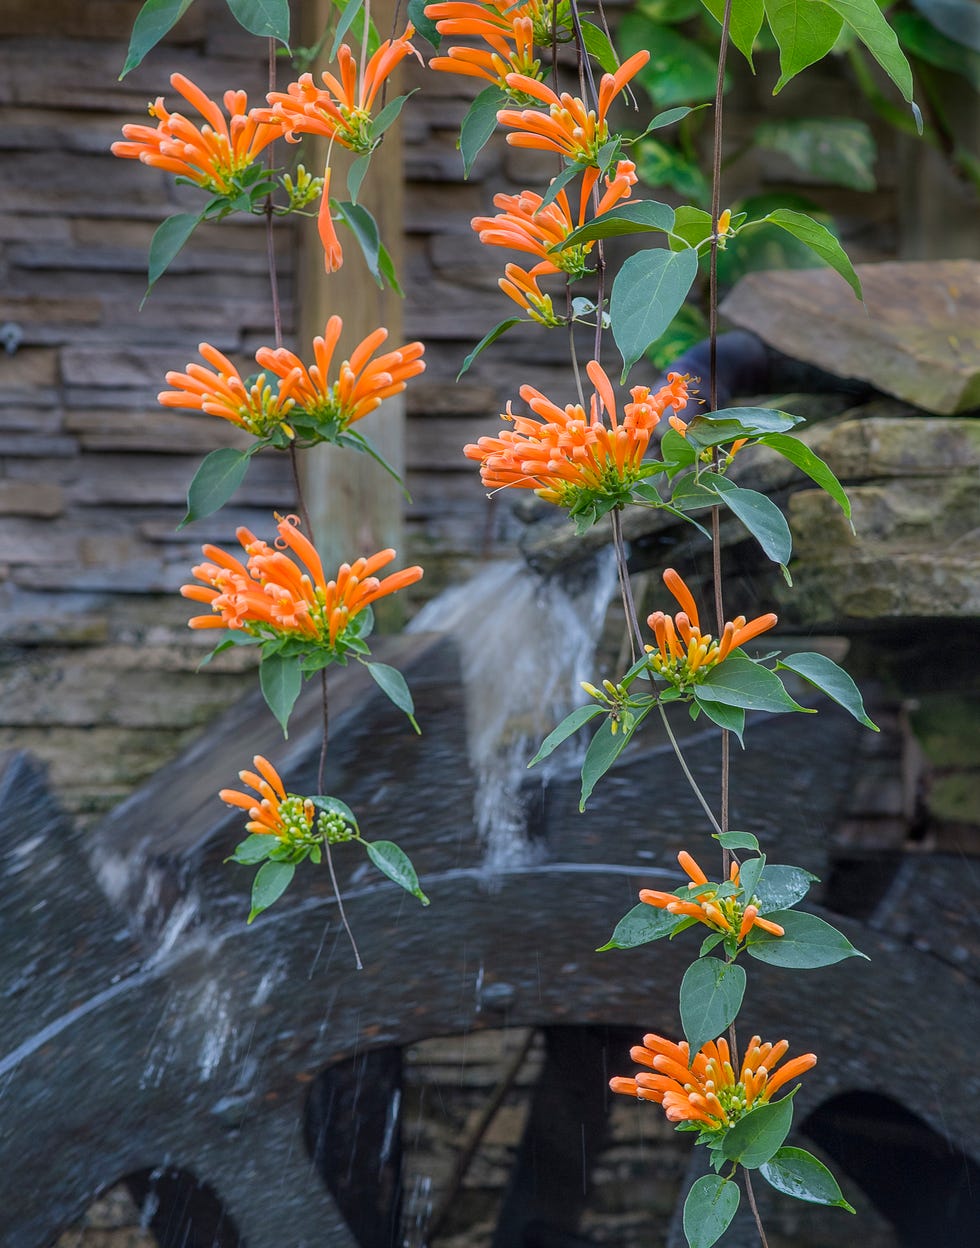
[298,0,408,587]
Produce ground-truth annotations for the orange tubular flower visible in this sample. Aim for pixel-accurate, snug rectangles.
[264,28,418,153]
[464,362,689,512]
[497,50,649,164]
[472,161,638,278]
[428,12,542,88]
[497,262,563,326]
[253,315,425,437]
[181,513,423,649]
[639,850,786,942]
[158,343,296,438]
[112,73,281,195]
[220,756,354,848]
[317,166,344,273]
[646,567,778,688]
[610,1032,817,1131]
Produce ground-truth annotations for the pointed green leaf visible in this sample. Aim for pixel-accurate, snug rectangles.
[364,839,430,904]
[248,860,295,922]
[121,0,195,77]
[408,0,441,49]
[721,1093,796,1168]
[580,717,630,810]
[696,698,745,744]
[735,853,767,904]
[597,902,682,951]
[228,833,275,865]
[765,0,844,91]
[714,831,760,852]
[757,432,852,520]
[704,473,793,566]
[680,958,746,1057]
[760,1147,856,1212]
[260,651,303,737]
[144,212,202,300]
[538,163,583,212]
[226,0,290,42]
[528,705,605,768]
[338,428,409,495]
[310,794,359,830]
[579,20,620,73]
[376,239,403,297]
[457,318,523,379]
[347,153,372,205]
[777,652,878,730]
[636,104,702,139]
[370,90,416,143]
[683,406,803,447]
[562,200,676,249]
[824,0,914,101]
[763,208,863,300]
[460,86,507,178]
[669,204,713,252]
[179,446,255,528]
[696,654,812,715]
[330,0,365,58]
[335,200,387,287]
[364,661,419,732]
[700,0,765,66]
[611,246,699,380]
[683,1175,740,1248]
[746,909,868,967]
[752,864,818,913]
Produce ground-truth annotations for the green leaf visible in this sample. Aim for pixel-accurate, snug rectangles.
[683,1175,740,1248]
[747,909,868,967]
[144,212,202,301]
[580,20,620,73]
[646,303,710,371]
[680,959,746,1055]
[714,831,760,852]
[760,1147,856,1212]
[364,839,430,904]
[700,0,765,66]
[580,717,630,810]
[620,16,722,107]
[721,1093,796,1168]
[335,200,388,288]
[370,90,415,143]
[408,0,441,49]
[330,0,365,59]
[460,86,507,178]
[330,0,380,55]
[347,153,372,205]
[635,104,702,139]
[703,473,793,566]
[537,163,584,213]
[761,209,863,300]
[669,205,713,252]
[597,902,682,950]
[260,651,303,737]
[757,432,852,521]
[736,853,767,904]
[248,860,295,922]
[682,406,803,447]
[364,661,420,732]
[528,705,605,768]
[696,698,745,744]
[696,654,812,715]
[755,118,877,191]
[179,446,255,528]
[562,200,676,249]
[777,652,879,730]
[753,864,818,913]
[457,318,523,380]
[309,793,359,829]
[611,246,699,381]
[228,833,274,864]
[226,0,290,42]
[338,427,409,495]
[121,0,195,77]
[765,0,844,92]
[824,0,915,102]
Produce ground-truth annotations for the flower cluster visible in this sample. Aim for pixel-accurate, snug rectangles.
[112,73,281,196]
[181,513,423,652]
[646,569,777,688]
[426,0,573,90]
[220,756,353,850]
[640,850,786,942]
[464,362,689,514]
[610,1032,817,1131]
[159,317,425,442]
[497,50,649,164]
[472,160,638,280]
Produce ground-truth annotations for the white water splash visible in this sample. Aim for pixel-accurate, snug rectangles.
[410,556,617,870]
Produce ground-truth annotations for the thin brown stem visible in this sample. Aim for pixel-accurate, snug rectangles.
[744,1170,771,1248]
[657,703,724,838]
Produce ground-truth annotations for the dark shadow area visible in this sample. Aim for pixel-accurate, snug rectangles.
[125,1168,241,1248]
[802,1090,980,1248]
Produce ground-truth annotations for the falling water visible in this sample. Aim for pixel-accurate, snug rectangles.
[409,555,617,871]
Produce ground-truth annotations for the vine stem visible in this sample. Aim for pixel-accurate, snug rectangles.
[745,1170,771,1248]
